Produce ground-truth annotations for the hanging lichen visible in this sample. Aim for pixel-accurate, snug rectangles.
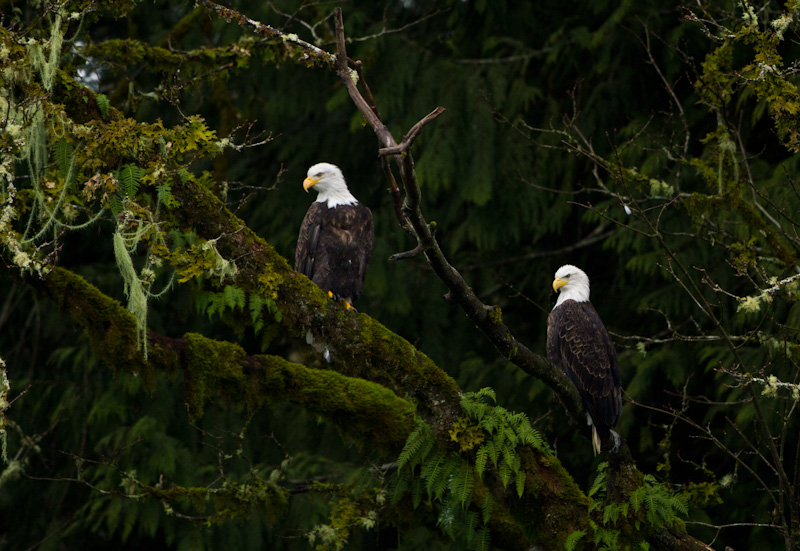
[0,358,8,464]
[113,227,150,359]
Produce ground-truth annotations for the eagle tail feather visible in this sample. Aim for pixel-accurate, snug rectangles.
[591,426,601,456]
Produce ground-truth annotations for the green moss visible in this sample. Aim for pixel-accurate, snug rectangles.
[488,306,503,325]
[183,332,246,419]
[34,266,146,369]
[253,354,417,454]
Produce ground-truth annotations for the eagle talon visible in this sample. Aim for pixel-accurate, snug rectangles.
[610,430,621,452]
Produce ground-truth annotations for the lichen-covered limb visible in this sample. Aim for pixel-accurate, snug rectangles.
[198,0,358,83]
[21,265,416,455]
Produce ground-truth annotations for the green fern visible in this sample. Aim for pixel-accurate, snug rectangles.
[393,391,554,551]
[156,183,177,208]
[266,298,282,322]
[53,137,73,178]
[457,387,550,497]
[95,93,110,119]
[450,462,475,506]
[586,462,688,548]
[565,530,586,551]
[249,294,265,333]
[114,164,146,198]
[222,285,246,309]
[397,421,434,470]
[394,418,490,550]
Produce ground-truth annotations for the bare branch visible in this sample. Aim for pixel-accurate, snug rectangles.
[331,8,583,424]
[379,107,446,156]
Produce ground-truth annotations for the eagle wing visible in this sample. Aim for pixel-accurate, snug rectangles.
[295,202,324,279]
[547,300,621,434]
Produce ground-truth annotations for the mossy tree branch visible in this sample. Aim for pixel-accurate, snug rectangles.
[19,266,417,457]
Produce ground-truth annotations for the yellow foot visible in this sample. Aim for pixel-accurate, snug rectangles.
[327,291,356,311]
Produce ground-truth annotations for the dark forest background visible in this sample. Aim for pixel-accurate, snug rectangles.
[2,0,800,549]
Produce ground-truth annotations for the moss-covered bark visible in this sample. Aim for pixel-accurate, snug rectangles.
[14,257,703,550]
[21,266,418,457]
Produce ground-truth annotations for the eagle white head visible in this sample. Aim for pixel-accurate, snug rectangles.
[552,264,591,307]
[303,162,358,207]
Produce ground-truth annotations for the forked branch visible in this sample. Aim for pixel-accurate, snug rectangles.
[331,8,584,422]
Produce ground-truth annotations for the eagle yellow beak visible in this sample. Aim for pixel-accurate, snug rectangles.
[553,277,566,292]
[303,176,319,192]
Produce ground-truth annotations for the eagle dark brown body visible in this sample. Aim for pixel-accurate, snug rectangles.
[295,200,374,305]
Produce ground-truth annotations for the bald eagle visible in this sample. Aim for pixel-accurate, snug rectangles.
[547,265,621,455]
[295,163,374,309]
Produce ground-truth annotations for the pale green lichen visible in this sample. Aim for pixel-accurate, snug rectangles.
[742,1,758,29]
[754,374,800,400]
[737,295,761,313]
[648,178,674,198]
[113,228,149,359]
[26,11,64,92]
[761,374,779,397]
[203,238,238,280]
[0,357,9,463]
[771,13,793,40]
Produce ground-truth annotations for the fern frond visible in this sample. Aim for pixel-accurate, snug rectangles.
[96,93,110,119]
[498,461,512,488]
[425,454,459,500]
[565,530,586,551]
[474,526,490,551]
[588,462,608,498]
[475,446,489,476]
[397,421,434,470]
[629,486,645,512]
[515,470,526,498]
[389,468,410,505]
[450,462,475,506]
[462,510,478,545]
[475,387,496,403]
[480,494,492,524]
[54,137,73,178]
[486,440,500,467]
[114,164,145,198]
[156,183,175,208]
[411,476,423,509]
[222,285,246,309]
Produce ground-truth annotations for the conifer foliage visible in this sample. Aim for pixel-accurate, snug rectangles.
[2,1,800,550]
